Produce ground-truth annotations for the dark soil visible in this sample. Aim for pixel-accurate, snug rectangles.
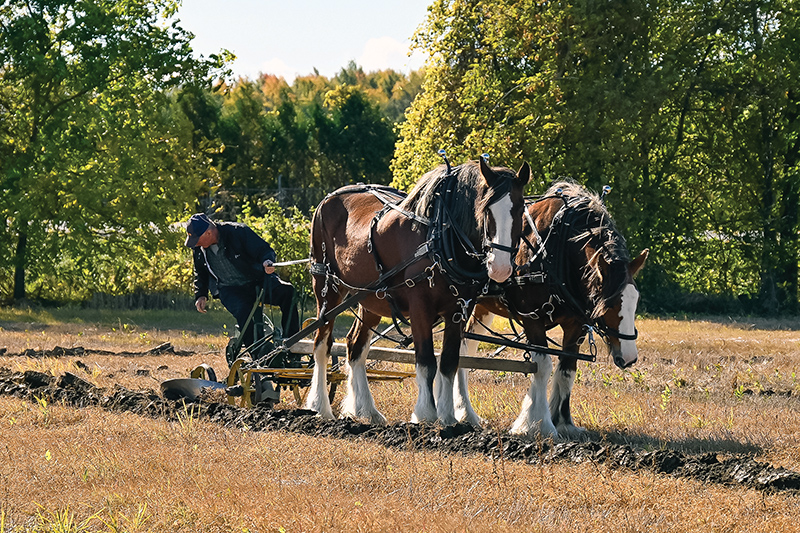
[1,364,799,496]
[1,342,191,358]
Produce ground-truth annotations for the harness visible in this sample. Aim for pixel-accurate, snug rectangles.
[311,154,512,332]
[501,191,638,350]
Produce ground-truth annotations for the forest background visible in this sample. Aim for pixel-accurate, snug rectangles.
[1,0,798,316]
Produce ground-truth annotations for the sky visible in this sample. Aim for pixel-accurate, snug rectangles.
[176,0,432,82]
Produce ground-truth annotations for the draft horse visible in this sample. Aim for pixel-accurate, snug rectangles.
[307,158,530,425]
[454,181,648,438]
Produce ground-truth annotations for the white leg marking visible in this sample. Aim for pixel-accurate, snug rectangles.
[510,353,557,438]
[435,371,457,426]
[618,284,640,365]
[454,367,483,427]
[486,194,514,283]
[304,331,334,419]
[411,365,437,423]
[452,314,494,426]
[549,366,585,438]
[341,344,386,424]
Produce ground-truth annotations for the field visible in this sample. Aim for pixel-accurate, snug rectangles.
[1,306,799,532]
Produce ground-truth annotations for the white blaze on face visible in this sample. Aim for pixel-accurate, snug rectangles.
[485,193,514,282]
[618,283,640,365]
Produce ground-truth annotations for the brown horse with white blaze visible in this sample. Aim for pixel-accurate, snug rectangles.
[454,181,648,438]
[307,158,530,425]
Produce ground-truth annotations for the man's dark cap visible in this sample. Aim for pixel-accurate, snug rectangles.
[185,213,214,248]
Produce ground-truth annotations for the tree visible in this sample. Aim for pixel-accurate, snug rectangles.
[393,0,800,312]
[316,85,395,186]
[0,0,225,301]
[185,67,414,217]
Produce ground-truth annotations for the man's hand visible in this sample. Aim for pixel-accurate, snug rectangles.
[195,296,208,313]
[263,259,275,274]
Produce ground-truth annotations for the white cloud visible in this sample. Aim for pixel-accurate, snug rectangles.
[358,36,424,73]
[254,58,298,81]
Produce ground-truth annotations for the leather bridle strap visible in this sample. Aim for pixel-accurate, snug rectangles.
[595,317,639,341]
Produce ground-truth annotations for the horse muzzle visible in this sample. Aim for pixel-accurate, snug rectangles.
[614,354,638,369]
[486,254,513,282]
[611,342,638,369]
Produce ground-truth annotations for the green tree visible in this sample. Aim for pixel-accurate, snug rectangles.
[0,0,225,301]
[190,67,415,217]
[394,0,800,312]
[316,85,395,186]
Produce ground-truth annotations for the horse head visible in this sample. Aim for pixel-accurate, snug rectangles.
[592,248,649,369]
[478,158,530,283]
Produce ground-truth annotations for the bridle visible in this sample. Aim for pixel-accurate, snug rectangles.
[504,192,638,346]
[430,152,520,289]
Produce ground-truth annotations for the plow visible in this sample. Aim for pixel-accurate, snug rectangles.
[160,276,592,409]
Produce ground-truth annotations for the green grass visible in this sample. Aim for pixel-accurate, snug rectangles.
[0,300,355,338]
[0,304,232,334]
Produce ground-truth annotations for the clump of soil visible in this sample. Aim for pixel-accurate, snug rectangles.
[3,343,189,359]
[1,366,798,494]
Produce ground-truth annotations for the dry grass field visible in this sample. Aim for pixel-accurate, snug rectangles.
[1,306,799,532]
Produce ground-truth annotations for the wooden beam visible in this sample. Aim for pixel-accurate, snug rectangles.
[289,340,538,374]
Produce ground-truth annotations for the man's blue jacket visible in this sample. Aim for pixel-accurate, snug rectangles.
[191,222,277,301]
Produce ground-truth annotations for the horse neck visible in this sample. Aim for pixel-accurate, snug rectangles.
[523,197,599,310]
[401,168,483,239]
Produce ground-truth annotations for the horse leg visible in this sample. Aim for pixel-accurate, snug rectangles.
[340,307,386,424]
[433,316,464,426]
[303,273,338,419]
[549,325,587,438]
[510,322,558,438]
[304,318,335,419]
[447,309,494,427]
[409,303,438,424]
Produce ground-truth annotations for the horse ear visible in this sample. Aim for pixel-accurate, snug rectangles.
[516,162,531,186]
[479,157,500,187]
[629,248,649,278]
[596,252,609,281]
[588,247,608,281]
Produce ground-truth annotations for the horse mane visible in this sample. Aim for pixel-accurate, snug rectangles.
[400,160,516,239]
[545,180,631,318]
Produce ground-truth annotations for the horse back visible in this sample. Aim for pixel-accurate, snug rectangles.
[311,186,425,289]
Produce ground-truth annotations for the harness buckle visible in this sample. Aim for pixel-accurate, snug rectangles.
[425,265,436,288]
[584,325,598,358]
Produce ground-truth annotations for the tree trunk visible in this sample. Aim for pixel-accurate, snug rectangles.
[13,230,27,301]
[778,177,799,314]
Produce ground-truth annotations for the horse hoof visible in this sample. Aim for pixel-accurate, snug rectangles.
[369,412,387,425]
[558,424,599,441]
[410,411,437,424]
[341,409,387,425]
[457,412,484,428]
[438,415,458,427]
[510,419,559,440]
[315,410,335,420]
[556,424,587,440]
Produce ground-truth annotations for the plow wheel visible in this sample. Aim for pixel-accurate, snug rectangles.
[290,381,338,406]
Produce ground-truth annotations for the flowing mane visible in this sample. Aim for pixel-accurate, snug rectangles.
[545,180,631,318]
[401,160,517,239]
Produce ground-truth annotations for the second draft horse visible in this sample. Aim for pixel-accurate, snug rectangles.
[307,158,530,425]
[456,181,648,438]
